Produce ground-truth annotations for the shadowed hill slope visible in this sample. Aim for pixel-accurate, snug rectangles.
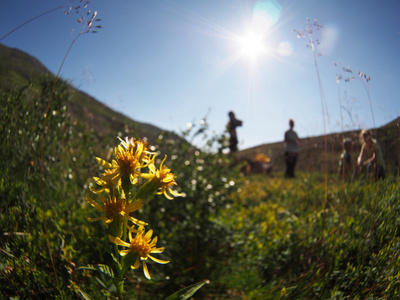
[0,43,177,144]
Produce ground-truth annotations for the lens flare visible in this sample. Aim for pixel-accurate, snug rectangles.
[236,0,282,60]
[277,41,293,57]
[252,0,282,34]
[319,24,340,55]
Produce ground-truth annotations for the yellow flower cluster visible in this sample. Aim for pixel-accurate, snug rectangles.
[87,137,183,279]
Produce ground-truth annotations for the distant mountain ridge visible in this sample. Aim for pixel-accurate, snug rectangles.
[0,43,172,144]
[1,43,399,175]
[0,43,52,88]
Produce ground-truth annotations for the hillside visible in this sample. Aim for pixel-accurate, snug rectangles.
[238,118,400,175]
[0,43,175,144]
[0,44,51,87]
[1,43,398,175]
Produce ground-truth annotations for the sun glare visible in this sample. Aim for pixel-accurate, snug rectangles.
[239,31,265,60]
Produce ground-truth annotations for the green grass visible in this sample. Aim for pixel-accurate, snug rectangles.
[214,172,400,299]
[1,76,400,299]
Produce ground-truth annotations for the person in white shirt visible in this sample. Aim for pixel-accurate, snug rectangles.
[357,129,385,180]
[337,137,353,182]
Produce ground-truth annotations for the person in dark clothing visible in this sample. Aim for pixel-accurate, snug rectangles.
[284,119,300,178]
[337,137,353,181]
[227,111,242,154]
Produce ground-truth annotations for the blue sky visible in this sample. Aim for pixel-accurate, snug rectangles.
[1,0,399,149]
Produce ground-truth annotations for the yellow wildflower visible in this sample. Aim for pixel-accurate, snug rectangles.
[90,169,116,194]
[86,192,147,227]
[109,226,169,280]
[96,137,155,186]
[141,156,183,200]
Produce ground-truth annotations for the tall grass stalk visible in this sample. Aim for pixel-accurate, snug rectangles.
[0,6,62,42]
[39,10,101,297]
[342,67,385,297]
[343,68,376,133]
[2,4,101,297]
[0,0,89,42]
[294,18,329,206]
[335,61,344,135]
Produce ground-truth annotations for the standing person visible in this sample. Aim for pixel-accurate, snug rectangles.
[284,119,300,178]
[337,137,353,182]
[357,129,385,180]
[227,111,242,154]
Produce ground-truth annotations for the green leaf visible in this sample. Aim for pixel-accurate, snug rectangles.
[110,252,121,269]
[78,264,96,271]
[77,264,115,278]
[76,287,94,300]
[94,277,108,289]
[120,252,137,274]
[97,264,115,278]
[70,281,94,300]
[165,279,210,300]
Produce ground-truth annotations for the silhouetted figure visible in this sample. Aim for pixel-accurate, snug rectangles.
[227,111,242,154]
[357,129,385,180]
[284,119,299,178]
[337,137,353,182]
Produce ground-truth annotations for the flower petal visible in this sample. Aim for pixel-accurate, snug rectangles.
[118,249,131,256]
[132,257,140,269]
[150,247,165,254]
[140,173,154,180]
[104,217,114,224]
[150,236,158,245]
[127,216,148,226]
[108,235,130,247]
[142,261,151,280]
[86,197,104,211]
[86,216,106,223]
[148,254,169,264]
[96,157,113,169]
[144,229,153,240]
[89,186,108,194]
[163,191,174,200]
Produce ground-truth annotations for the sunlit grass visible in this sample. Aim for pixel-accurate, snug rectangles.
[1,6,400,300]
[213,172,400,299]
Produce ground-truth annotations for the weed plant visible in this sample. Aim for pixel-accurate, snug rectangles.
[1,8,400,300]
[215,173,400,299]
[0,78,241,298]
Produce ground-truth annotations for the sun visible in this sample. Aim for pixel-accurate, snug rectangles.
[238,31,265,60]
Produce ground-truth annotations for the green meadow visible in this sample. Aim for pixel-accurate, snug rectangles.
[1,7,400,299]
[1,77,400,299]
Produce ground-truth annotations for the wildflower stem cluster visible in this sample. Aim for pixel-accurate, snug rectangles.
[87,137,182,297]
